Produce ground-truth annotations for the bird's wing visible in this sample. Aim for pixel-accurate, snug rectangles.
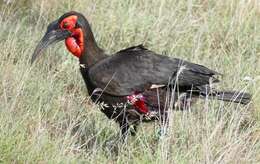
[88,45,219,96]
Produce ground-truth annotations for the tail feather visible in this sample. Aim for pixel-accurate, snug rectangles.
[194,86,251,105]
[216,91,251,105]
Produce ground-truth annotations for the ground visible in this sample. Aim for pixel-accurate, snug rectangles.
[0,0,259,163]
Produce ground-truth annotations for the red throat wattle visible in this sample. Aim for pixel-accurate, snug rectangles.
[60,15,84,58]
[65,28,84,58]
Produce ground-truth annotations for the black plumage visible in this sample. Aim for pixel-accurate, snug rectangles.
[89,44,219,96]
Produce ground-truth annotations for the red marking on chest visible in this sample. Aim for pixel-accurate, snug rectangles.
[127,93,149,114]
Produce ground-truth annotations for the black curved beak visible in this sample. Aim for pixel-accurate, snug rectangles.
[31,20,71,64]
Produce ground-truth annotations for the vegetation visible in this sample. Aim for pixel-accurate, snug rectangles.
[0,0,259,163]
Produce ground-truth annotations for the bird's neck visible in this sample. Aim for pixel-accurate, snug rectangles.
[78,20,106,67]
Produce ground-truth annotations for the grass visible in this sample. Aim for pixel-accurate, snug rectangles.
[0,0,259,163]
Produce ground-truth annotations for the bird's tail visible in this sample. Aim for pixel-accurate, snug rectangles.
[215,91,251,105]
[194,86,252,105]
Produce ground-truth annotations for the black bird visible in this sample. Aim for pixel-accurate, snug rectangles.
[31,11,251,138]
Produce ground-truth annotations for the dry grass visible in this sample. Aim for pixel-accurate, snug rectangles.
[0,0,259,163]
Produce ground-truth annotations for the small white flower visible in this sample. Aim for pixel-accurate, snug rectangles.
[243,76,253,81]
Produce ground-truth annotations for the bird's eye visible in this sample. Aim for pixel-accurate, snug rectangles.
[63,22,69,29]
[60,16,78,30]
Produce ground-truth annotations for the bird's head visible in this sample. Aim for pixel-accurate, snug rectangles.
[31,11,91,63]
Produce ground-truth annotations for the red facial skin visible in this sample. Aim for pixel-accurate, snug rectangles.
[60,15,84,58]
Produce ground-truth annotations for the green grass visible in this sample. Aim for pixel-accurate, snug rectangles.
[0,0,259,163]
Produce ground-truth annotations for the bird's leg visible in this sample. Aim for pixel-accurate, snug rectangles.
[119,120,130,141]
[118,114,139,141]
[125,109,140,136]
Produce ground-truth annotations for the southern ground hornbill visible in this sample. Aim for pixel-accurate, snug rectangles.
[31,11,251,138]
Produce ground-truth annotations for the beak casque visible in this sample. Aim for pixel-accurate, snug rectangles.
[31,20,71,64]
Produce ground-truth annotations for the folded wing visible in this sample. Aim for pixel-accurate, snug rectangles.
[89,45,219,96]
